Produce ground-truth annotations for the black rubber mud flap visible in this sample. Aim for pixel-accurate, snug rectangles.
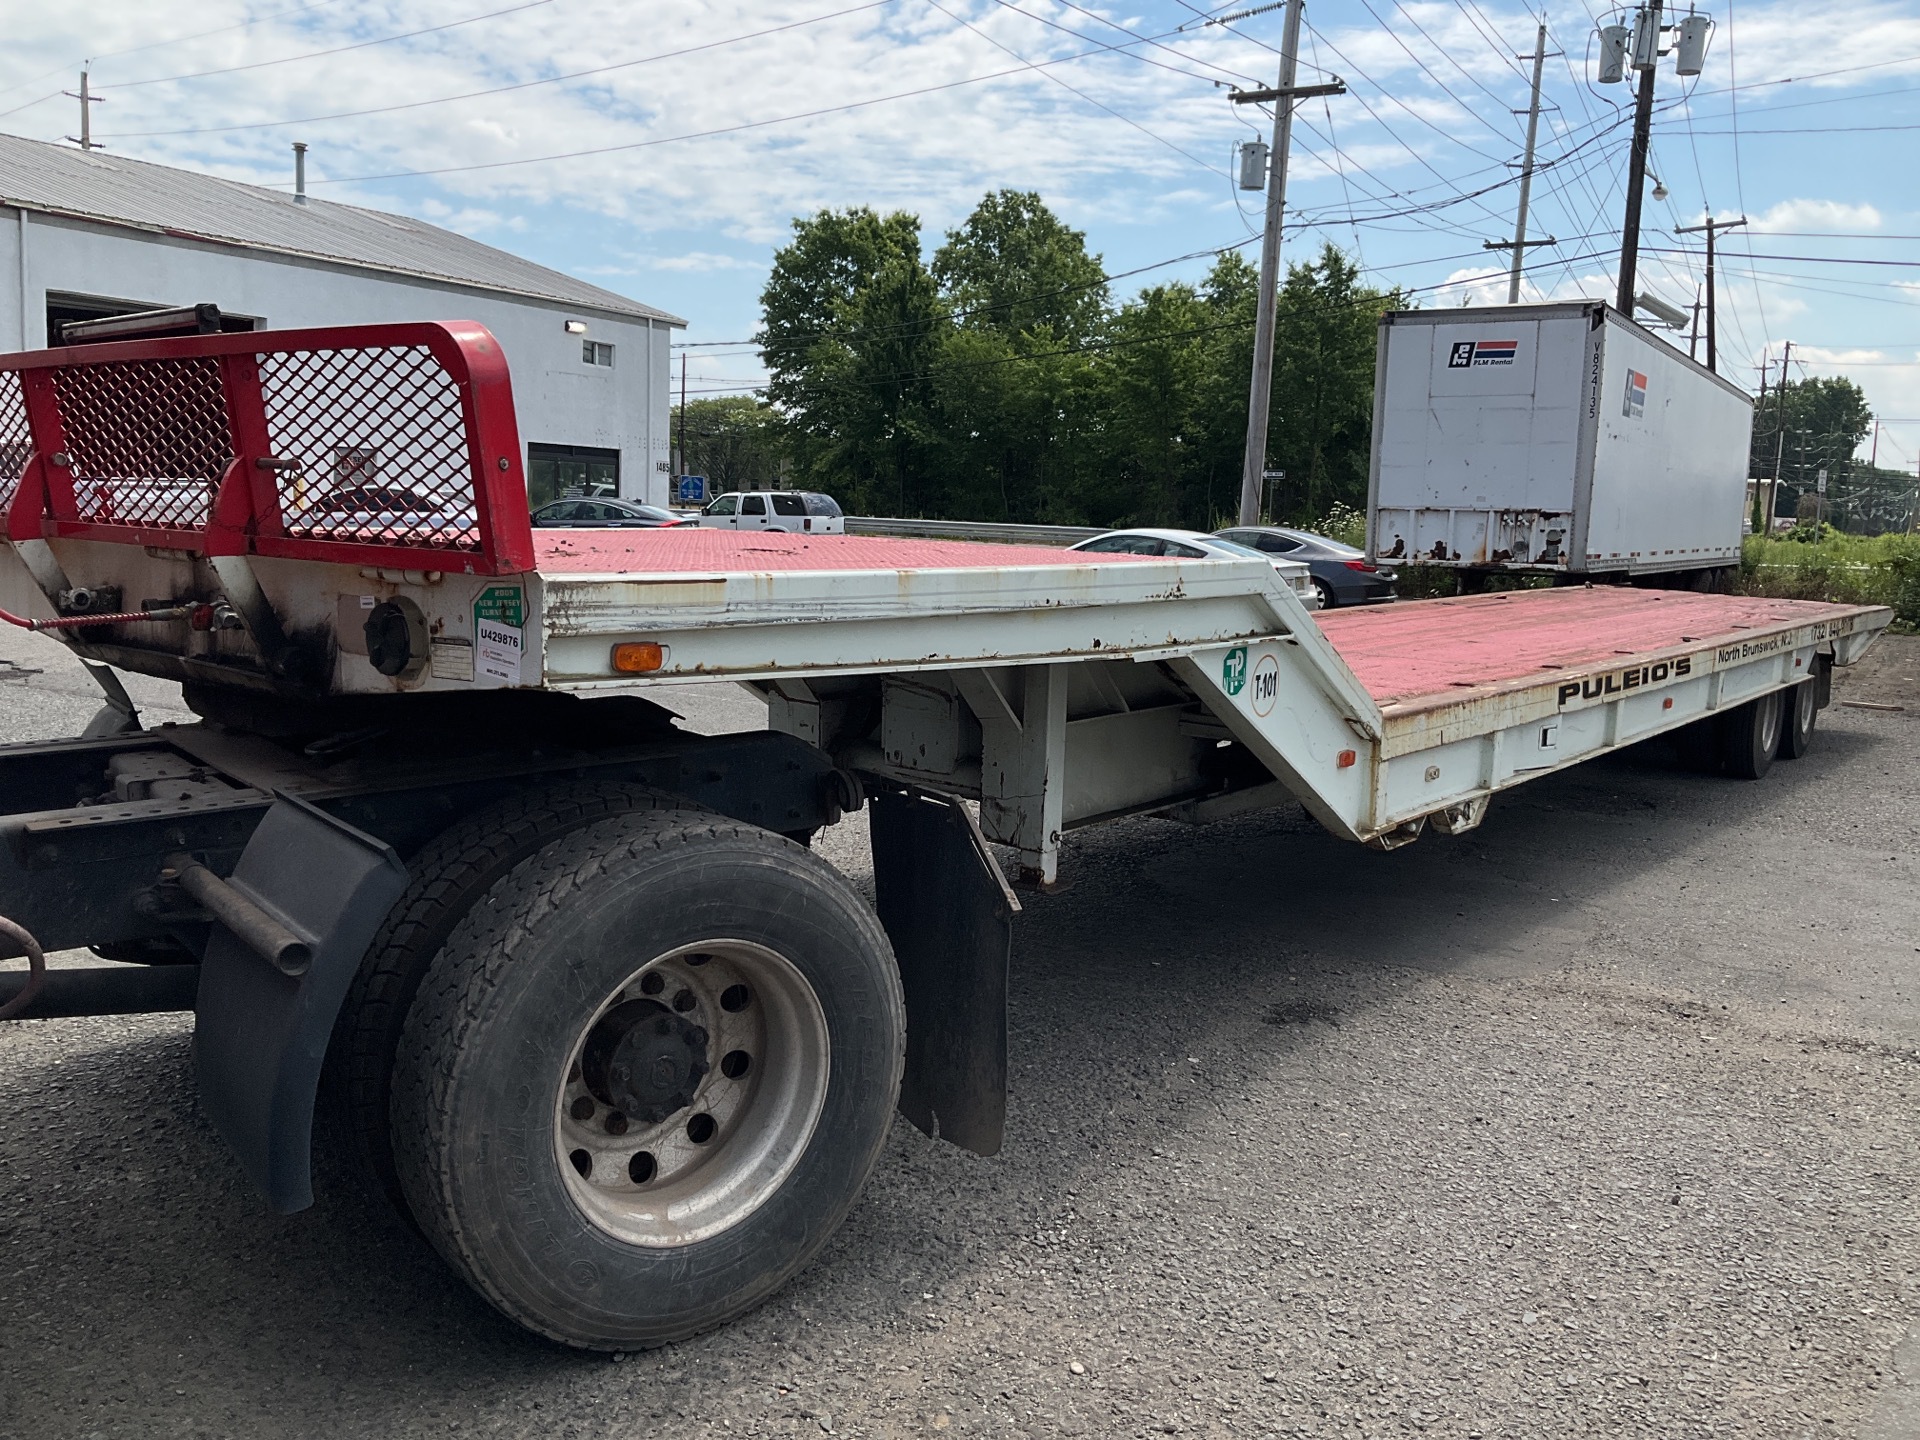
[193,796,407,1214]
[869,789,1019,1157]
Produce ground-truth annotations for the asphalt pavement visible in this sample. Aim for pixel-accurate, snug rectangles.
[1,624,1917,1440]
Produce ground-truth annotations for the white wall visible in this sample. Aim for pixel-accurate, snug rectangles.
[2,208,678,506]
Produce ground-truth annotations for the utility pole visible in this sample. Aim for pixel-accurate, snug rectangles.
[1674,215,1746,372]
[1770,339,1792,527]
[1615,2,1661,318]
[63,71,102,151]
[1687,287,1703,361]
[1229,0,1345,526]
[678,353,688,482]
[1487,22,1556,304]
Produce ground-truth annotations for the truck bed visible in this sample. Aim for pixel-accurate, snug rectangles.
[534,528,1104,574]
[0,319,1891,865]
[1318,585,1866,712]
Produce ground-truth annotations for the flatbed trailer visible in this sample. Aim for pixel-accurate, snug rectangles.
[0,323,1891,1350]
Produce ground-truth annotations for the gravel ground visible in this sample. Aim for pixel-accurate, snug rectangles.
[1,625,1917,1440]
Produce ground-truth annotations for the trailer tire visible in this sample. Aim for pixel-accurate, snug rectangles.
[1673,716,1724,774]
[328,780,690,1214]
[1720,690,1784,780]
[1778,679,1818,760]
[389,810,904,1351]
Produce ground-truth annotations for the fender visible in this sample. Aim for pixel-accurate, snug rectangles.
[868,786,1020,1157]
[193,795,408,1213]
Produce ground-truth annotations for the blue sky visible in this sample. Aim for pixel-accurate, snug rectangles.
[2,0,1916,466]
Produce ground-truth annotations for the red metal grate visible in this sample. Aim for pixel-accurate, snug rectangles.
[0,321,536,574]
[0,371,27,514]
[261,345,480,554]
[49,356,228,531]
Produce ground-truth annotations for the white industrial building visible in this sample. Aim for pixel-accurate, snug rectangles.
[0,135,683,508]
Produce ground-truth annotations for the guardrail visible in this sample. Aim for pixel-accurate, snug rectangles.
[844,516,1103,546]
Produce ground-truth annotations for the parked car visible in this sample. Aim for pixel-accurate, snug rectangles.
[1068,528,1319,609]
[298,483,475,544]
[1213,526,1397,609]
[699,490,846,535]
[531,498,688,528]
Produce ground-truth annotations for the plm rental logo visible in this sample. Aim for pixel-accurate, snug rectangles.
[1622,368,1649,418]
[1447,338,1519,369]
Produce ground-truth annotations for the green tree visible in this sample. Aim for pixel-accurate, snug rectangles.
[672,396,786,490]
[759,208,945,511]
[931,190,1109,342]
[1751,375,1874,517]
[1265,244,1403,522]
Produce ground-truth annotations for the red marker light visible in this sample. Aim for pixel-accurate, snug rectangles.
[1336,749,1357,769]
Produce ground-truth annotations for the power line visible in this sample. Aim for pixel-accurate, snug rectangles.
[704,242,1630,399]
[98,0,905,139]
[0,0,353,102]
[679,242,1620,397]
[98,0,557,91]
[928,0,1228,177]
[273,22,1272,188]
[1644,249,1920,267]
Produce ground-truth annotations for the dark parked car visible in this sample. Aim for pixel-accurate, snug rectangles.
[1213,526,1397,609]
[531,498,688,528]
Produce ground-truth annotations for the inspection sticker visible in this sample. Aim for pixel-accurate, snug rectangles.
[474,585,526,685]
[1222,645,1248,697]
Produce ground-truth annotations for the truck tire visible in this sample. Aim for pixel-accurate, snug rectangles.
[1720,690,1784,780]
[389,810,905,1350]
[1673,715,1724,774]
[1778,679,1818,759]
[329,780,689,1214]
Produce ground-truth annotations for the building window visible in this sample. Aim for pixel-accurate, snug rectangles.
[526,442,620,509]
[583,340,615,367]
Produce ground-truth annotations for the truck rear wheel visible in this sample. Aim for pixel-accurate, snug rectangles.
[1720,690,1784,780]
[389,810,904,1350]
[1778,679,1818,759]
[328,780,689,1214]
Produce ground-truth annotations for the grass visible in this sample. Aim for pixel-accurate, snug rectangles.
[1736,530,1920,630]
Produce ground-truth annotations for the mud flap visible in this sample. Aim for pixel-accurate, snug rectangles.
[193,795,407,1214]
[869,789,1019,1157]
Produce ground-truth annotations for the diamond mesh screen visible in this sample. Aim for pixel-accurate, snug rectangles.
[0,370,27,515]
[260,346,481,553]
[48,357,228,531]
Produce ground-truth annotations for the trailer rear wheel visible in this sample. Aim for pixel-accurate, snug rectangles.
[329,780,689,1213]
[389,810,904,1350]
[1720,690,1784,780]
[1778,679,1818,759]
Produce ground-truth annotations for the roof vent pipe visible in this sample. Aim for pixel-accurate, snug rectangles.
[293,142,308,205]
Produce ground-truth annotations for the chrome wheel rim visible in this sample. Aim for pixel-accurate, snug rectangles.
[554,940,830,1248]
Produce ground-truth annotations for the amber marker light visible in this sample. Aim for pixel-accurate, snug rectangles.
[611,642,667,673]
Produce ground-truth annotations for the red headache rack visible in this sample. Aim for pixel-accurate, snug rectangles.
[0,321,536,576]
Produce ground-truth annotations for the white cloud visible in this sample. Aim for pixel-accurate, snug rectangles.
[646,252,766,274]
[1748,199,1882,233]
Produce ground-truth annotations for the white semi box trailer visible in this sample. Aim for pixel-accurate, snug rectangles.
[1366,300,1753,582]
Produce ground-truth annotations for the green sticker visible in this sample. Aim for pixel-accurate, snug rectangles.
[474,584,525,630]
[1222,645,1248,697]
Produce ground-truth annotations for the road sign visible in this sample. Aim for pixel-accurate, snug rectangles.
[1816,468,1828,494]
[677,474,708,504]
